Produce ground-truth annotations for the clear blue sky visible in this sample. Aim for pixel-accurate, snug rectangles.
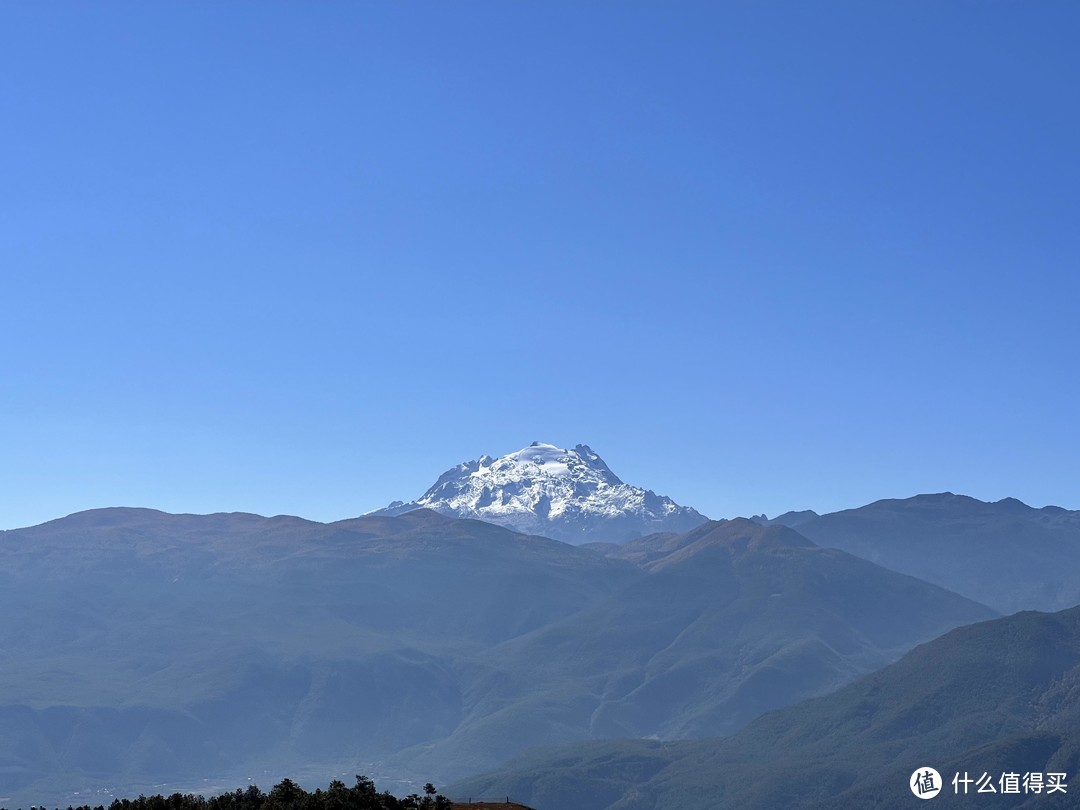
[3,1,1078,530]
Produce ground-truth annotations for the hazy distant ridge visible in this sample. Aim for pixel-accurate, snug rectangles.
[761,492,1080,612]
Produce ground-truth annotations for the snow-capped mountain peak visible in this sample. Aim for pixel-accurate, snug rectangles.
[369,442,707,544]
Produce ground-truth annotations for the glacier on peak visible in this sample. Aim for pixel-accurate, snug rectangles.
[368,442,708,544]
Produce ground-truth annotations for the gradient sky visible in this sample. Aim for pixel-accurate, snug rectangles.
[3,1,1078,530]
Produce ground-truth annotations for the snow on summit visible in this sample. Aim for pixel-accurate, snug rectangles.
[370,442,708,544]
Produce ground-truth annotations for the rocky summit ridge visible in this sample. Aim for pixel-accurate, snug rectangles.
[369,441,708,543]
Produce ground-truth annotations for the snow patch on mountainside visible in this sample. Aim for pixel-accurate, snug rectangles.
[370,442,708,544]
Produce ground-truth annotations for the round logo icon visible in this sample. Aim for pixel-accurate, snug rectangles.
[910,767,942,799]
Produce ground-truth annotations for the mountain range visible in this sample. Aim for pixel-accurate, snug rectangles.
[369,442,707,544]
[0,508,638,804]
[382,518,994,781]
[0,507,992,806]
[3,446,1078,810]
[452,604,1080,809]
[762,493,1080,613]
[370,446,1080,614]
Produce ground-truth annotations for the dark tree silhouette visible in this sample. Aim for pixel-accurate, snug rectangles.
[4,775,451,810]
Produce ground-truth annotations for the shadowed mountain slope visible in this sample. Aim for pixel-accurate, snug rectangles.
[452,606,1080,809]
[398,520,995,777]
